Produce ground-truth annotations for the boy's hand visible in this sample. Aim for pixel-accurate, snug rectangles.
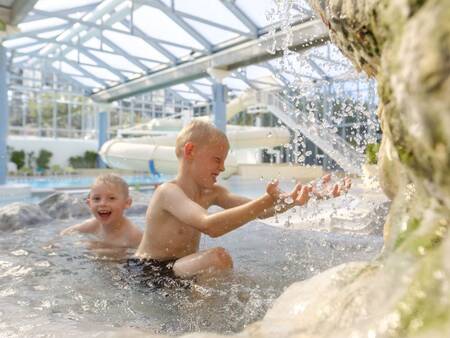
[286,183,311,206]
[310,174,352,200]
[266,179,281,201]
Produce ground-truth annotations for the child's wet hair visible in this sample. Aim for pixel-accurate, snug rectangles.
[91,173,129,197]
[175,120,229,158]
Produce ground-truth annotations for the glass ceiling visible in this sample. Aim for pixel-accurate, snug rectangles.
[2,0,359,102]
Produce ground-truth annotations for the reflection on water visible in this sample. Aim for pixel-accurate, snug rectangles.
[0,206,383,336]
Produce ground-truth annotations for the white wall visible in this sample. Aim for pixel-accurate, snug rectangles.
[8,136,98,167]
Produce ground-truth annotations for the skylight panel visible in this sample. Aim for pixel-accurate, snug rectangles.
[89,50,145,73]
[290,0,314,21]
[192,78,213,86]
[170,84,191,92]
[133,6,203,50]
[183,19,239,45]
[173,0,249,33]
[16,43,46,54]
[111,22,135,33]
[189,83,211,95]
[159,44,192,58]
[68,12,89,20]
[235,0,275,28]
[51,61,84,76]
[35,0,101,12]
[177,92,208,102]
[313,57,354,78]
[222,77,249,90]
[103,30,170,63]
[18,18,68,32]
[80,65,122,82]
[12,56,29,64]
[65,50,97,65]
[140,60,161,70]
[243,65,273,80]
[271,54,321,79]
[2,37,37,49]
[37,29,65,39]
[83,37,114,52]
[71,75,103,88]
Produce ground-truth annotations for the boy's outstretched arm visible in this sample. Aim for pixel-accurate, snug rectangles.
[60,218,99,236]
[159,183,279,238]
[213,181,310,219]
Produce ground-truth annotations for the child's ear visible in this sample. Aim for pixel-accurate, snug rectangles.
[184,142,195,158]
[125,196,132,208]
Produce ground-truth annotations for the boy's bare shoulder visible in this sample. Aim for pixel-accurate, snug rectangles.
[154,181,181,195]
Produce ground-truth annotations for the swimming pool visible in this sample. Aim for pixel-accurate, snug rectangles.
[0,218,383,336]
[0,177,387,336]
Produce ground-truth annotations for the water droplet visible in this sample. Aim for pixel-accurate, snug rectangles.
[433,270,444,280]
[11,249,28,256]
[284,196,293,204]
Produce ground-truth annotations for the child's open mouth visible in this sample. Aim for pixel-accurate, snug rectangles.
[97,210,112,220]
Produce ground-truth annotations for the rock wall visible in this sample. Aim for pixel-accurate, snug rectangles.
[296,0,450,337]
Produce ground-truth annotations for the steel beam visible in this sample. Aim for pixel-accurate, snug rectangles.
[97,111,108,168]
[10,0,39,25]
[91,19,329,102]
[139,0,213,52]
[29,0,127,65]
[219,0,258,37]
[212,83,227,132]
[0,45,8,184]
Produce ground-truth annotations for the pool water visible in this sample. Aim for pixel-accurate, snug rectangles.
[0,177,386,336]
[0,218,382,336]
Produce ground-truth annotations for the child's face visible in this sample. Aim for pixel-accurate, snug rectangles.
[192,140,229,188]
[87,183,131,226]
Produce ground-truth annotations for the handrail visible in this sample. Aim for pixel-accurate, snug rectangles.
[254,89,364,174]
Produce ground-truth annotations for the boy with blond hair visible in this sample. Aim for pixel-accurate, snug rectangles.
[133,120,349,282]
[61,173,143,258]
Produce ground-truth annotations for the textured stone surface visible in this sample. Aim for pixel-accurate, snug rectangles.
[0,202,52,231]
[39,192,90,219]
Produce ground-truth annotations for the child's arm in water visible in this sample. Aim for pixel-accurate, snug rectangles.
[157,181,279,238]
[60,218,99,236]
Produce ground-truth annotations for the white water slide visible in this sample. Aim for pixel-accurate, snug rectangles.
[100,97,290,177]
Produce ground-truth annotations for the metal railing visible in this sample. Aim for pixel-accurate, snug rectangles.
[255,90,365,174]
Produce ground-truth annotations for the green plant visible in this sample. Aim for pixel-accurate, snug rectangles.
[64,166,75,174]
[50,164,63,175]
[69,151,98,169]
[10,150,25,169]
[366,143,380,164]
[18,166,33,176]
[36,149,53,171]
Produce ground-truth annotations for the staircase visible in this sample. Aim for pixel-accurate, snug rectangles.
[254,90,365,174]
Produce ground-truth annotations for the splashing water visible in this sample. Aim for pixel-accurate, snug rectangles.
[263,0,380,174]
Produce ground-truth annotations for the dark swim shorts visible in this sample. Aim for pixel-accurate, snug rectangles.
[126,258,191,290]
